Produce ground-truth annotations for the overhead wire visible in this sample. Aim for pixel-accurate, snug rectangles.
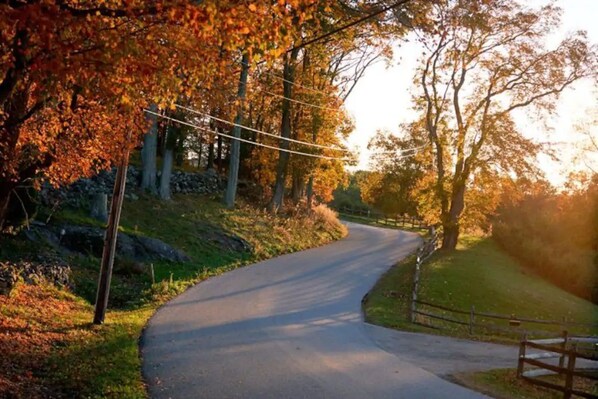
[190,75,341,114]
[369,143,429,155]
[253,67,333,97]
[236,1,409,99]
[287,1,410,52]
[144,109,352,161]
[174,103,352,152]
[160,2,413,164]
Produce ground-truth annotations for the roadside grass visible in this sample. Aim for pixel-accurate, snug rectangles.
[363,236,598,343]
[451,368,598,399]
[0,194,346,398]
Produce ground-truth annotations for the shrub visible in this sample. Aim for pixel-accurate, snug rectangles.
[311,204,347,237]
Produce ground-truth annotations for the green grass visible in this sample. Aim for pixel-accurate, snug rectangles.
[364,236,598,342]
[452,368,598,399]
[1,194,346,398]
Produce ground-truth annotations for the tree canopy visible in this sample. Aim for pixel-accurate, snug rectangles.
[0,0,317,228]
[368,0,596,249]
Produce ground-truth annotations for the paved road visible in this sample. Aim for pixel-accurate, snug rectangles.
[365,324,517,375]
[142,223,489,398]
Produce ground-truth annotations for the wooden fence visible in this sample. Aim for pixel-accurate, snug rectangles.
[409,231,440,323]
[336,207,428,229]
[411,298,598,338]
[517,334,597,398]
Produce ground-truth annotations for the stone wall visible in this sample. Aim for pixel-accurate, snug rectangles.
[41,166,225,208]
[0,260,70,294]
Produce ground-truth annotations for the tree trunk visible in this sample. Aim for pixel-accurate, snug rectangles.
[160,121,179,201]
[197,139,203,169]
[159,148,174,200]
[306,176,314,210]
[89,193,108,223]
[441,183,466,250]
[216,133,223,172]
[291,172,305,204]
[269,48,299,213]
[224,53,249,209]
[207,142,215,170]
[141,104,158,194]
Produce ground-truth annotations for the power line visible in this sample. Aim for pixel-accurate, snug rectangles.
[370,143,429,155]
[192,78,338,112]
[255,67,333,97]
[144,109,351,161]
[288,1,410,52]
[174,103,351,152]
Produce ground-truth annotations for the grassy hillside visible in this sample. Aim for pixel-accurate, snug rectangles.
[0,194,346,398]
[493,187,597,302]
[364,236,598,341]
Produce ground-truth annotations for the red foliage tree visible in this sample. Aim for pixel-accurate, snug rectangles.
[0,0,315,229]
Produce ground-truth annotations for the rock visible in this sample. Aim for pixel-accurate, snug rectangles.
[27,224,189,263]
[59,225,105,256]
[196,224,253,253]
[136,236,190,262]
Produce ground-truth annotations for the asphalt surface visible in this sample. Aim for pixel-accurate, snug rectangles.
[364,324,518,375]
[142,222,490,398]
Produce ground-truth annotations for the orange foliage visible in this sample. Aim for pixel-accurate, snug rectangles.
[0,284,92,398]
[0,0,317,227]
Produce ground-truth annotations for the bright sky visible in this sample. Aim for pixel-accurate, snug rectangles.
[344,0,598,186]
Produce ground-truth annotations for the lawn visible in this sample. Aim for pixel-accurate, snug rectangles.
[0,194,346,398]
[363,236,598,398]
[364,236,598,341]
[452,368,598,399]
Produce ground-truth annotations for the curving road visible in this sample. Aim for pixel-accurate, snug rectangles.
[141,223,488,398]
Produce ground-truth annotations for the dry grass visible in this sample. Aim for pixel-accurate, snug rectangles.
[310,204,348,237]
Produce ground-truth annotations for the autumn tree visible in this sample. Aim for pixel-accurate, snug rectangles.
[359,130,423,215]
[0,0,317,230]
[259,0,430,212]
[407,0,596,249]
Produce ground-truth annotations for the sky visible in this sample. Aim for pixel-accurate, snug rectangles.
[343,0,598,186]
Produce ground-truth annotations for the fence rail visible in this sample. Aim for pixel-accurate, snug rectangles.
[336,207,428,229]
[411,299,598,337]
[517,334,598,398]
[409,232,440,323]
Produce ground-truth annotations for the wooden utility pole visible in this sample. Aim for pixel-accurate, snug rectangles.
[224,53,249,208]
[93,138,131,324]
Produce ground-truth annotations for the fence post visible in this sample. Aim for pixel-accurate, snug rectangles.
[517,333,527,378]
[559,330,568,371]
[469,305,475,335]
[564,346,576,399]
[410,253,422,323]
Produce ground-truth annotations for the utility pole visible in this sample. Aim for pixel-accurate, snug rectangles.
[93,135,131,324]
[224,53,249,208]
